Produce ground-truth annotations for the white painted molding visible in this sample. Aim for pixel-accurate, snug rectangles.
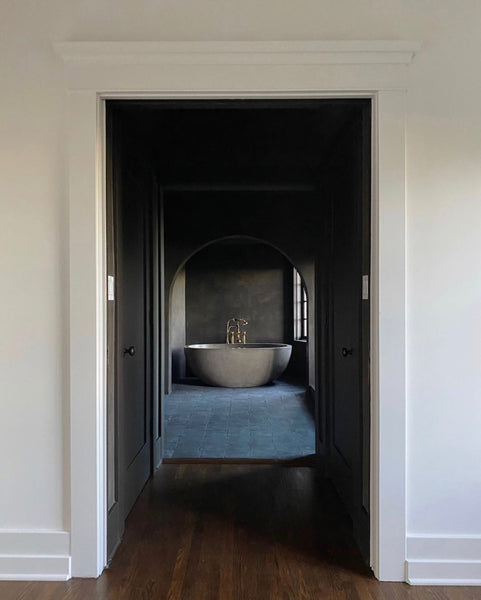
[372,90,407,582]
[64,41,416,579]
[0,530,70,581]
[69,91,106,578]
[408,534,481,560]
[406,535,481,585]
[54,40,421,66]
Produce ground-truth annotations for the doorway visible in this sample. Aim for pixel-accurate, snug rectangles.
[106,98,371,564]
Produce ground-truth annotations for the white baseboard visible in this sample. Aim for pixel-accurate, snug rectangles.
[0,530,71,581]
[406,534,481,585]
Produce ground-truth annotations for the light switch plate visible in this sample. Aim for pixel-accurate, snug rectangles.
[108,275,115,301]
[362,275,369,300]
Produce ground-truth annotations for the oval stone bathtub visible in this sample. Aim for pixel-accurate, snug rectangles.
[184,343,292,388]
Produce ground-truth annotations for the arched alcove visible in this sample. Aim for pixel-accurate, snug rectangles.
[168,235,309,390]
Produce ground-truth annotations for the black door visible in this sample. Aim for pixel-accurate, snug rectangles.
[107,124,153,558]
[117,170,152,516]
[327,104,371,561]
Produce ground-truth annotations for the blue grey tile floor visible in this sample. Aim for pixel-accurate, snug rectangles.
[164,379,315,459]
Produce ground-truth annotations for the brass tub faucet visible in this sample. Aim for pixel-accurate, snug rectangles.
[226,318,248,344]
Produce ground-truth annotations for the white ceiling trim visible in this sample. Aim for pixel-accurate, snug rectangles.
[53,40,421,66]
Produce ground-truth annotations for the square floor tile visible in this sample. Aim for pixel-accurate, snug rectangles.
[165,381,315,459]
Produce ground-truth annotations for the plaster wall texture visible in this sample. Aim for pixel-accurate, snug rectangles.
[0,0,480,545]
[185,243,290,347]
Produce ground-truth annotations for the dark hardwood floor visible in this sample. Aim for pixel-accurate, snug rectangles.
[2,464,480,599]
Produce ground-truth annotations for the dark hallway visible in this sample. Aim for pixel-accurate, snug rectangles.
[106,98,373,566]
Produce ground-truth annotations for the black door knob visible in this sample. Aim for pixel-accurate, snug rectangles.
[123,346,136,357]
[341,347,354,358]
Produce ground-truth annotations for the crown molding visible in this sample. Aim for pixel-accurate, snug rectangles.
[53,40,421,66]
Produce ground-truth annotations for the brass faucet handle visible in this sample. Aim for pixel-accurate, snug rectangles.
[226,318,248,344]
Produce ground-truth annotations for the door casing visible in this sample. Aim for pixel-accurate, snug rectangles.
[63,40,413,581]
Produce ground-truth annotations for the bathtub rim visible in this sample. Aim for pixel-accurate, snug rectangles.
[184,342,292,350]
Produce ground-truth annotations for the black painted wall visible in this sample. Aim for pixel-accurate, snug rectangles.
[185,241,291,345]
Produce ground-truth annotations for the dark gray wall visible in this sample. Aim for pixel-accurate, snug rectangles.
[170,267,186,380]
[185,242,290,345]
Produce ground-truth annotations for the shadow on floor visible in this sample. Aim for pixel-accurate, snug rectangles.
[144,464,371,576]
[175,376,278,388]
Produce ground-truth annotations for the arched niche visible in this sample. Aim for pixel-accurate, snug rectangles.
[166,235,311,391]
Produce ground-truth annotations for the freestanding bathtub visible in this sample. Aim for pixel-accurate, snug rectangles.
[184,343,292,388]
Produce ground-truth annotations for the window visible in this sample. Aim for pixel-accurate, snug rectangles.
[294,269,307,340]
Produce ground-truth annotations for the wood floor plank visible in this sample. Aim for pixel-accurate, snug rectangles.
[166,511,196,600]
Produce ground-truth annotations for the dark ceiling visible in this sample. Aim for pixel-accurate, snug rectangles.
[108,99,367,189]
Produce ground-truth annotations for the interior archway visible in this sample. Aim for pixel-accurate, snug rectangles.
[168,234,310,387]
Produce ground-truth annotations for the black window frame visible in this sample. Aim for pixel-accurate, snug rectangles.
[293,269,308,340]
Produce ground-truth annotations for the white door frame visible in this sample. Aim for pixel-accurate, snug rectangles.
[58,41,419,581]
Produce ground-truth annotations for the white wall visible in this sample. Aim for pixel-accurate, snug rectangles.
[406,19,481,536]
[1,0,480,582]
[0,2,70,531]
